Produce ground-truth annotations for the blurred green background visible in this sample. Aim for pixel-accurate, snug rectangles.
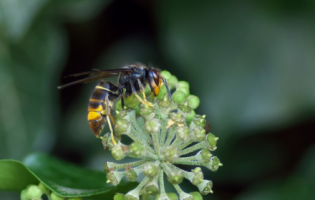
[1,0,315,199]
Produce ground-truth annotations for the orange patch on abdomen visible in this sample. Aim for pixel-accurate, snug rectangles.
[87,111,102,121]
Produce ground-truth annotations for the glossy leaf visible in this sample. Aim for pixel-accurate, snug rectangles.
[0,153,137,198]
[0,160,38,191]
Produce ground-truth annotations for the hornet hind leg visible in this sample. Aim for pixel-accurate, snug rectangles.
[104,94,117,145]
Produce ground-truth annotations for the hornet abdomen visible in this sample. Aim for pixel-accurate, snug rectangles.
[87,81,119,137]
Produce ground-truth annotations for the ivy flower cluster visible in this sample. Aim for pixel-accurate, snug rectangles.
[101,71,222,200]
[20,183,81,200]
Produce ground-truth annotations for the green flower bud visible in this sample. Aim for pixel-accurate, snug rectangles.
[169,113,185,124]
[115,119,130,134]
[200,149,212,163]
[124,95,140,108]
[163,146,179,162]
[140,104,155,117]
[176,87,189,98]
[115,99,123,111]
[126,168,138,182]
[192,167,204,186]
[125,195,138,200]
[172,91,186,104]
[187,95,200,110]
[192,167,202,173]
[38,182,50,194]
[167,193,178,200]
[192,115,206,128]
[156,85,167,100]
[167,171,184,184]
[114,193,125,200]
[50,192,64,200]
[185,110,196,125]
[189,192,203,200]
[20,189,28,200]
[145,183,159,195]
[158,100,172,108]
[26,185,42,200]
[145,119,161,134]
[111,144,126,160]
[207,133,218,150]
[197,180,213,195]
[177,81,189,89]
[168,75,178,89]
[106,172,119,186]
[161,70,172,80]
[115,110,129,120]
[178,104,192,114]
[101,133,110,149]
[128,141,144,158]
[192,127,206,142]
[209,156,222,172]
[156,193,178,200]
[175,126,190,141]
[143,163,159,178]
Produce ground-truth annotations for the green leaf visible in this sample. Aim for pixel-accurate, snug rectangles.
[0,160,38,191]
[0,22,66,160]
[0,153,137,198]
[0,0,49,40]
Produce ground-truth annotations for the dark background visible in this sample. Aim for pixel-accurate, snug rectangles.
[1,0,315,199]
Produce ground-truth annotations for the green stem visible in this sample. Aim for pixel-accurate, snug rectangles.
[130,127,154,153]
[159,116,168,147]
[172,160,204,166]
[164,126,176,147]
[136,176,150,191]
[151,132,160,156]
[126,176,150,198]
[179,141,193,150]
[106,159,147,170]
[173,184,192,200]
[159,170,166,193]
[170,137,183,149]
[129,111,150,139]
[173,184,183,194]
[179,141,207,156]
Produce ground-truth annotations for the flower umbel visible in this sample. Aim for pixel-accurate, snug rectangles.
[101,70,222,200]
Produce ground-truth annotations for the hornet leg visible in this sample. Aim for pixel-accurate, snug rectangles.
[105,95,117,145]
[137,79,155,108]
[128,78,153,108]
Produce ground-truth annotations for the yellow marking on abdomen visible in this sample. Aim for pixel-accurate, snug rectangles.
[88,104,104,112]
[89,98,103,102]
[96,86,112,92]
[88,112,102,121]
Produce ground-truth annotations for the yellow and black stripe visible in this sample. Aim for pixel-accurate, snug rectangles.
[87,81,119,139]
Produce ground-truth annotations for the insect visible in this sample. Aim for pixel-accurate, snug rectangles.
[58,64,172,145]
